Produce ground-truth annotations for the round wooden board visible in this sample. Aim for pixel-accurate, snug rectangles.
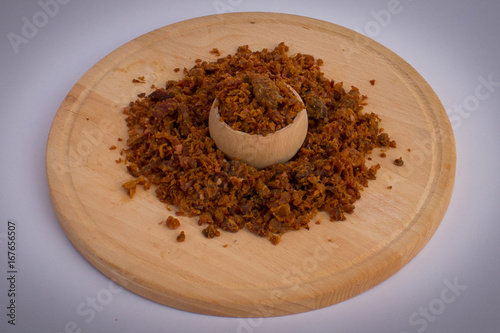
[46,12,455,317]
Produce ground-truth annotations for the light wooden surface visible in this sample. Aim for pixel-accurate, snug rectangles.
[46,12,456,317]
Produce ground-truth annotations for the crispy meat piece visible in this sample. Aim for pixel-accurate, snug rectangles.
[304,92,327,119]
[166,216,181,229]
[249,74,284,109]
[394,157,404,166]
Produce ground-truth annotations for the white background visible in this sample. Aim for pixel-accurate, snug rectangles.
[1,0,500,332]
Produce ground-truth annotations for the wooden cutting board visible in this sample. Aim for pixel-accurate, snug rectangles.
[46,12,455,317]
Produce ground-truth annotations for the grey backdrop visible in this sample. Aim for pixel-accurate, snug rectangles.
[1,0,499,332]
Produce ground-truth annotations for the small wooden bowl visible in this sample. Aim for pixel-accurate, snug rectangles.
[209,86,308,169]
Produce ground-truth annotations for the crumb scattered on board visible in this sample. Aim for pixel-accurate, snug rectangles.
[176,231,186,242]
[132,76,146,83]
[166,216,181,229]
[394,157,404,166]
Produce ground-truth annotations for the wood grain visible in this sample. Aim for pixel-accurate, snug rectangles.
[46,12,456,317]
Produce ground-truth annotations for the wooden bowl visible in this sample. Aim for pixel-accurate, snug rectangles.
[208,86,308,169]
